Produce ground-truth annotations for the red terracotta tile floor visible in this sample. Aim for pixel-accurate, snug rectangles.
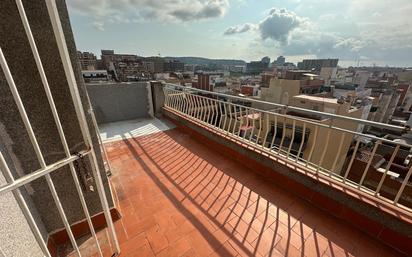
[93,128,404,257]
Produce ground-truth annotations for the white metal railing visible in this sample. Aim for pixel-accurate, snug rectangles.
[0,1,119,256]
[163,84,412,212]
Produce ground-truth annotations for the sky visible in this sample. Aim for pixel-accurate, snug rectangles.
[67,0,412,67]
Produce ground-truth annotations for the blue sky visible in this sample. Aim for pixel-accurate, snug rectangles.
[67,0,412,67]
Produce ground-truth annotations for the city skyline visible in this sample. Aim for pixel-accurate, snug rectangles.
[68,0,412,67]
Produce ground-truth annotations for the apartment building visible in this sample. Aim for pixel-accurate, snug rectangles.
[297,58,339,71]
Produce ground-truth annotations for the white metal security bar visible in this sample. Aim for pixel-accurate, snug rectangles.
[0,0,119,256]
[163,85,412,213]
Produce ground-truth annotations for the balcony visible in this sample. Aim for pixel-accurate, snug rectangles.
[98,119,406,256]
[59,82,411,257]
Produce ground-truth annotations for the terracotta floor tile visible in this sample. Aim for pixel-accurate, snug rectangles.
[129,243,155,257]
[119,231,147,254]
[209,241,239,257]
[146,225,169,254]
[272,221,306,251]
[73,129,404,257]
[187,231,216,256]
[156,237,192,257]
[225,216,261,245]
[123,216,157,239]
[250,227,283,257]
[180,248,200,257]
[272,239,303,257]
[300,231,330,257]
[226,237,259,257]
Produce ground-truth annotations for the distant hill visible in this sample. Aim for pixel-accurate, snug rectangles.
[164,56,246,66]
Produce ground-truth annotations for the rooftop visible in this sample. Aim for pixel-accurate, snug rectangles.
[69,119,405,256]
[292,95,341,104]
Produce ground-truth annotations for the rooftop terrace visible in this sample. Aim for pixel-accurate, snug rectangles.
[64,118,405,256]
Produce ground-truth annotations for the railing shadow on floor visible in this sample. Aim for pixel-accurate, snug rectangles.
[108,129,399,257]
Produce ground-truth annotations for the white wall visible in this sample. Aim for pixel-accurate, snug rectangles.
[0,172,43,257]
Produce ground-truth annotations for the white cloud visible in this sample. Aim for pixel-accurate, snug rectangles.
[224,4,412,66]
[258,8,304,43]
[224,8,304,43]
[69,0,229,25]
[224,23,257,35]
[92,21,105,31]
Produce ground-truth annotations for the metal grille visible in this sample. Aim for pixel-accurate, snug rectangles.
[0,0,119,256]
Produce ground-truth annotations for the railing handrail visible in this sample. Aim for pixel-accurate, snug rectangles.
[164,83,408,133]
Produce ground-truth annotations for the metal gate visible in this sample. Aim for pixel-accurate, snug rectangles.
[0,0,119,256]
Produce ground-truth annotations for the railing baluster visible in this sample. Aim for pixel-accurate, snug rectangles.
[237,107,244,137]
[227,103,233,133]
[270,115,278,151]
[287,120,296,159]
[256,112,263,146]
[190,94,196,117]
[175,90,180,111]
[232,106,238,135]
[243,108,249,140]
[214,99,219,127]
[169,90,175,109]
[171,90,177,110]
[184,92,190,116]
[218,100,224,129]
[262,113,269,148]
[394,165,412,204]
[175,90,180,110]
[331,132,346,174]
[344,139,360,182]
[193,95,198,118]
[203,97,208,123]
[278,117,287,155]
[375,145,400,195]
[199,97,205,122]
[317,129,331,173]
[249,110,256,142]
[210,99,215,126]
[202,97,208,122]
[358,140,381,189]
[222,102,228,132]
[179,91,185,113]
[206,98,212,124]
[306,125,319,167]
[166,89,171,107]
[296,122,306,163]
[195,95,202,120]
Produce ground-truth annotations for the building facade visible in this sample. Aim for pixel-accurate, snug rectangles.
[77,51,97,70]
[298,58,339,71]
